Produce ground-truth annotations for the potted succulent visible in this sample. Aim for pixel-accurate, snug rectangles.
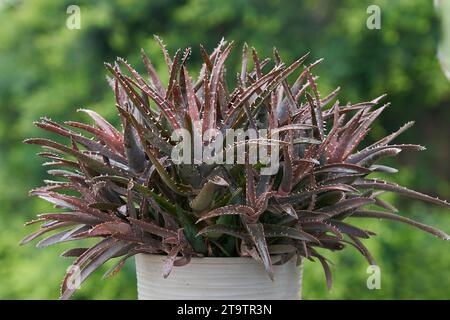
[22,38,450,300]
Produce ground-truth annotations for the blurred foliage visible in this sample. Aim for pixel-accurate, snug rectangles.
[0,0,448,299]
[437,0,450,81]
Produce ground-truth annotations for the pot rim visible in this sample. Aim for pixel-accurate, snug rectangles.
[137,253,300,265]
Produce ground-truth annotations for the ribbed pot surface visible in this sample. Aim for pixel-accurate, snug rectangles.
[135,254,303,300]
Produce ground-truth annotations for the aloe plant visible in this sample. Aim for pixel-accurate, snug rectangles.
[23,37,450,299]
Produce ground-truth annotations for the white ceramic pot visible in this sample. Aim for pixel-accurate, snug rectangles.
[135,254,303,300]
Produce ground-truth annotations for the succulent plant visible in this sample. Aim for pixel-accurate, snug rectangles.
[23,37,450,299]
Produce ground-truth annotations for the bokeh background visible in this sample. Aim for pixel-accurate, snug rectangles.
[0,0,449,299]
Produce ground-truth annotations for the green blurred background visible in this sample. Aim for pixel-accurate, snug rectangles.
[0,0,449,299]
